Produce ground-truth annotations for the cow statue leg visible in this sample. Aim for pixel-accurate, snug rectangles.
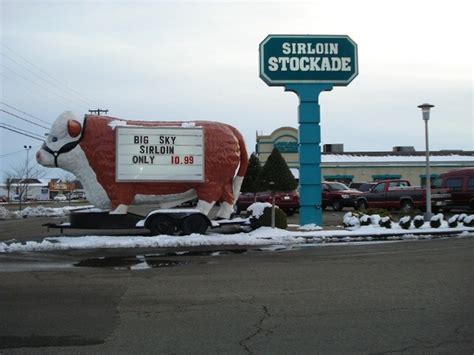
[216,202,234,219]
[196,200,215,215]
[110,204,129,214]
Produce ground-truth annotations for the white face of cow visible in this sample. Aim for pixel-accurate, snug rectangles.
[36,111,84,169]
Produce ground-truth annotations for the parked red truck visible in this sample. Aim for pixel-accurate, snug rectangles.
[355,179,451,212]
[440,168,474,211]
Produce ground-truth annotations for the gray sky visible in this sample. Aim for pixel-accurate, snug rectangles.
[1,0,472,180]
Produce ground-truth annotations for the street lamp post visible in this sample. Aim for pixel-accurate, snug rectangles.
[23,145,32,201]
[417,103,434,221]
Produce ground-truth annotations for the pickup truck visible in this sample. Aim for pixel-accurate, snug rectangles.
[355,179,451,212]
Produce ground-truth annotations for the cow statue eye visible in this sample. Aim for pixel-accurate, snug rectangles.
[51,136,58,142]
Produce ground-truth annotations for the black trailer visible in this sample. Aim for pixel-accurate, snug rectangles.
[44,208,251,235]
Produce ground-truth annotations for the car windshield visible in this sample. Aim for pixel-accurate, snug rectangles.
[329,183,349,191]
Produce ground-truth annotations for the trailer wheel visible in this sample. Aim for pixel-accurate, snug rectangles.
[148,215,177,235]
[182,214,209,235]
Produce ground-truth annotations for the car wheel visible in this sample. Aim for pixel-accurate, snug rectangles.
[356,199,368,210]
[332,199,343,211]
[148,215,177,235]
[400,200,414,213]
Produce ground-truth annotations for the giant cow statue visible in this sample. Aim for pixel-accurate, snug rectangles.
[36,112,248,219]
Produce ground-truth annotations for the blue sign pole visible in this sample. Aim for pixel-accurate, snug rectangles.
[285,84,333,226]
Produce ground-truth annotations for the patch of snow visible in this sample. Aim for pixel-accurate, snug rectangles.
[247,202,272,218]
[399,216,411,224]
[108,120,127,130]
[430,213,444,221]
[298,224,322,231]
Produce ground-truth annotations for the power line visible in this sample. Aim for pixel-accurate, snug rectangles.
[0,124,45,141]
[1,121,45,139]
[0,102,51,125]
[0,71,85,112]
[1,109,50,130]
[0,41,99,107]
[0,145,42,157]
[1,63,88,111]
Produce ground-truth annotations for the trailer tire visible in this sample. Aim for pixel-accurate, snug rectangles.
[148,215,178,236]
[182,214,209,235]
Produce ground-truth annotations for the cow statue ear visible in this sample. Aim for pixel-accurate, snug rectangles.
[67,120,82,138]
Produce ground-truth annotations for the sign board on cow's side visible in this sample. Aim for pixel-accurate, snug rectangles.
[259,35,358,86]
[116,126,205,182]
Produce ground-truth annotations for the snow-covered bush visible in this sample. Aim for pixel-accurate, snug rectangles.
[448,215,459,228]
[457,213,467,223]
[246,202,272,218]
[463,215,474,227]
[359,214,371,226]
[343,212,360,228]
[430,213,444,228]
[369,214,382,226]
[413,215,424,229]
[249,205,287,229]
[379,216,392,228]
[399,216,411,230]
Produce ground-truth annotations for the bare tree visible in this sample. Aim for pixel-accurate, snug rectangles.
[6,160,46,210]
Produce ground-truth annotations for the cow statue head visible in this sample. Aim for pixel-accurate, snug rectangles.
[36,111,84,169]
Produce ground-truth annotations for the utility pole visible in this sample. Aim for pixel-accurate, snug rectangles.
[88,109,109,116]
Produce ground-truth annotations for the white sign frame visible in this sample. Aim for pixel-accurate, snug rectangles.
[115,126,205,182]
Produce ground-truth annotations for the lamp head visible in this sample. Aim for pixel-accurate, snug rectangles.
[418,103,434,121]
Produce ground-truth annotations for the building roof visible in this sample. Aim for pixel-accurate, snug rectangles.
[322,152,474,166]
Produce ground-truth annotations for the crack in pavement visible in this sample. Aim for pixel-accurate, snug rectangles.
[239,305,280,354]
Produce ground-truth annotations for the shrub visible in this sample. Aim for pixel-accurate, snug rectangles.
[448,215,459,228]
[463,215,474,227]
[250,206,287,229]
[413,215,424,228]
[343,212,360,228]
[430,213,444,228]
[399,215,411,230]
[379,216,392,228]
[359,214,371,226]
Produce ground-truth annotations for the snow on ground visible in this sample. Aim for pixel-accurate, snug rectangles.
[1,223,473,253]
[0,205,94,220]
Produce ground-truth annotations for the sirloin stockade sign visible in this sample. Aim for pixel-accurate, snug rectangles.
[259,35,358,86]
[116,126,204,182]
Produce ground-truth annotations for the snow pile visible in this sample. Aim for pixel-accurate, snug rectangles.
[1,224,474,253]
[247,202,272,218]
[0,205,94,220]
[0,206,20,219]
[18,206,67,218]
[298,224,322,231]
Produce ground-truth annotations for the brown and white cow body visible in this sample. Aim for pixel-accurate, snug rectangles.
[37,112,248,219]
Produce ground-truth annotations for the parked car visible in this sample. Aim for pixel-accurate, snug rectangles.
[53,194,67,201]
[236,190,300,215]
[322,181,362,211]
[356,182,377,192]
[355,179,451,212]
[440,168,474,211]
